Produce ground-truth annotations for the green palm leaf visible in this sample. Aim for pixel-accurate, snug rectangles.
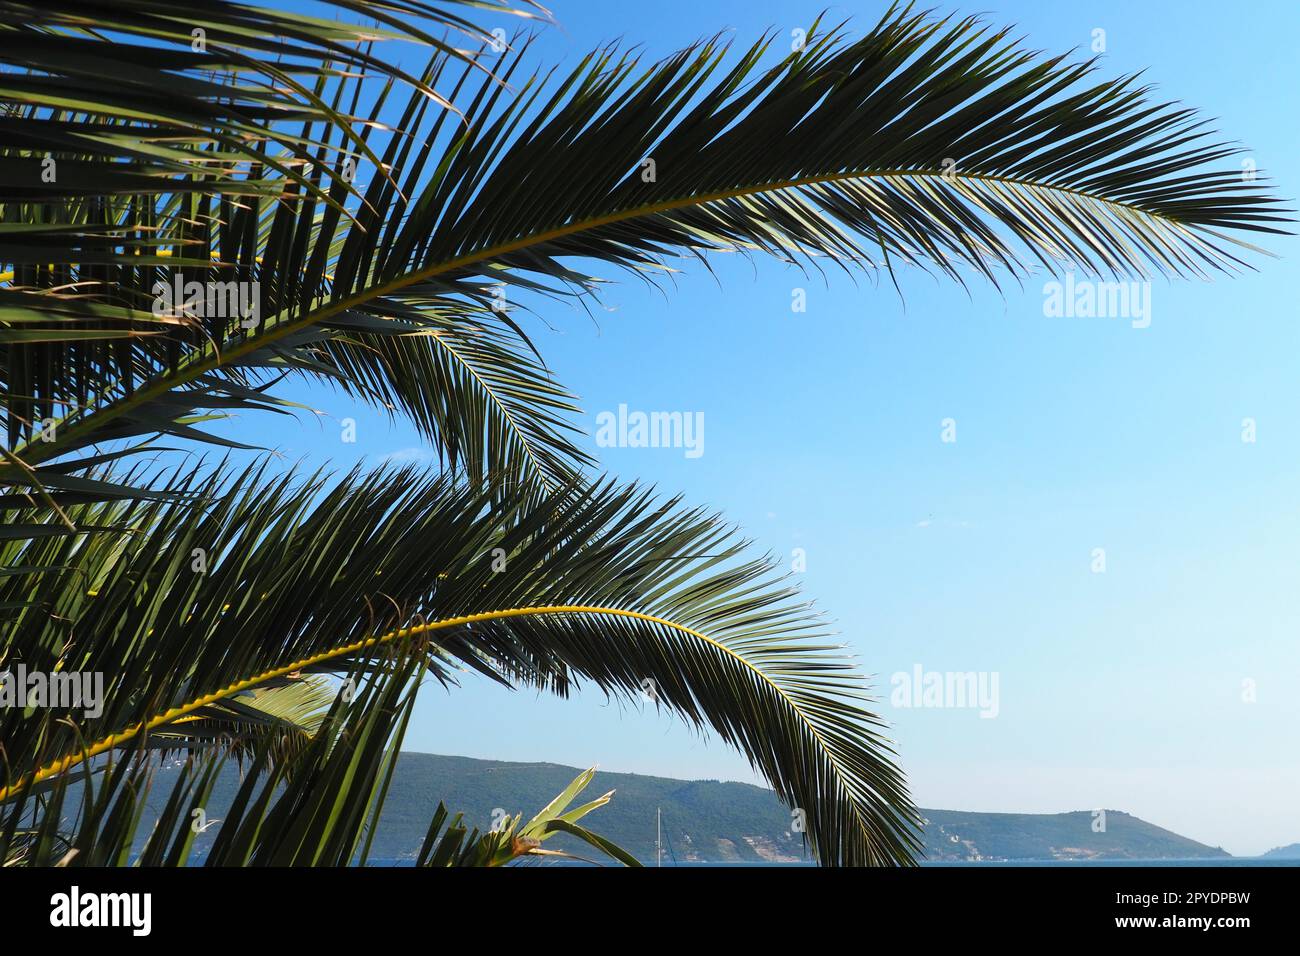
[1,462,919,865]
[417,766,641,866]
[6,1,1286,497]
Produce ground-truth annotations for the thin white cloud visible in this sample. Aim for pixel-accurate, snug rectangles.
[381,446,435,465]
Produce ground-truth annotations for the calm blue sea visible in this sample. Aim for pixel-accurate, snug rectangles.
[920,858,1300,868]
[368,857,1299,867]
[660,859,1299,867]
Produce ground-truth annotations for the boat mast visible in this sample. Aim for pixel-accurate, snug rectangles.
[656,807,662,868]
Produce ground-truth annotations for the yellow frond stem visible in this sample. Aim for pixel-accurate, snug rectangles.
[0,605,738,802]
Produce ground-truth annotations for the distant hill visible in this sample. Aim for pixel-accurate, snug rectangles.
[1261,843,1300,859]
[132,752,1230,863]
[918,808,1228,862]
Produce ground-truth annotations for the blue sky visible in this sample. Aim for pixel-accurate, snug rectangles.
[229,0,1300,855]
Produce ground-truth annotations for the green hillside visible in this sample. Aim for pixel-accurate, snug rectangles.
[370,754,802,862]
[128,752,1230,863]
[1261,843,1300,859]
[919,808,1228,861]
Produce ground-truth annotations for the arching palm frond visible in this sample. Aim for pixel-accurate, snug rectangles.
[5,2,1286,499]
[1,463,919,865]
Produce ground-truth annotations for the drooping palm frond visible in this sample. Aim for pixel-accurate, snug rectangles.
[394,3,1288,288]
[312,299,594,494]
[6,1,1287,500]
[1,461,919,865]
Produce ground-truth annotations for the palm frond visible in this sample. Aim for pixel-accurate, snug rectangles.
[392,3,1288,287]
[7,2,1287,502]
[0,0,563,491]
[314,298,593,495]
[146,676,335,762]
[1,461,919,865]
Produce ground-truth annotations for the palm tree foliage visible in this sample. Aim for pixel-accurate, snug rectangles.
[0,0,1287,866]
[415,766,642,867]
[2,463,916,864]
